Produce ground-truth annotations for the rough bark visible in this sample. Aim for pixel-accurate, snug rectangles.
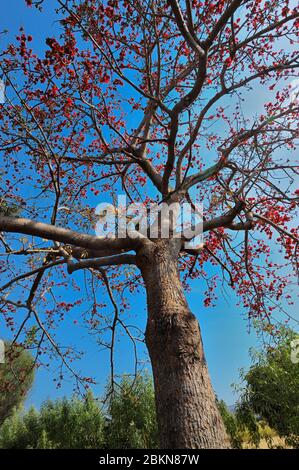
[137,239,230,449]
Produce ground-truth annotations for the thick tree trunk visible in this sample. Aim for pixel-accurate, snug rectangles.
[137,240,230,449]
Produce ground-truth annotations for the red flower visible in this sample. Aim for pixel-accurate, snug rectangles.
[224,57,233,67]
[101,74,110,84]
[65,97,73,107]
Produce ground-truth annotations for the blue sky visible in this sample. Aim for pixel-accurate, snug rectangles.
[0,0,298,409]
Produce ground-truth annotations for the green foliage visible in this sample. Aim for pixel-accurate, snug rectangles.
[0,341,35,426]
[234,402,261,448]
[217,399,243,448]
[106,374,158,449]
[5,351,295,451]
[0,374,158,449]
[237,328,299,448]
[0,391,105,449]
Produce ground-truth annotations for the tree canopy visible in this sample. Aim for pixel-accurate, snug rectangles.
[237,328,299,448]
[0,0,298,448]
[0,0,297,390]
[0,341,35,425]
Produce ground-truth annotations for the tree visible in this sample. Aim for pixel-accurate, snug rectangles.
[0,0,298,448]
[237,329,299,448]
[106,374,158,449]
[0,341,35,425]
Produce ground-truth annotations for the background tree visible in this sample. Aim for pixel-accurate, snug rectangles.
[0,0,298,448]
[236,328,299,448]
[0,341,34,425]
[106,374,158,449]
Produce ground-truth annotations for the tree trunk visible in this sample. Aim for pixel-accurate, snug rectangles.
[137,239,230,449]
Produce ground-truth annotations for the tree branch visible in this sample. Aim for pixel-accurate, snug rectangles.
[66,254,136,274]
[0,216,140,254]
[204,0,244,48]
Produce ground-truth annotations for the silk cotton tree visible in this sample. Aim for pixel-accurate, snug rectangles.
[0,0,298,449]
